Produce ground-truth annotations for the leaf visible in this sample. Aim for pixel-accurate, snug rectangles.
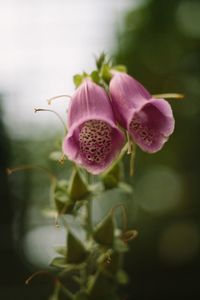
[67,231,88,264]
[95,52,106,70]
[54,246,66,256]
[50,257,67,268]
[73,74,84,88]
[68,168,90,201]
[93,212,114,246]
[112,65,127,73]
[90,71,100,84]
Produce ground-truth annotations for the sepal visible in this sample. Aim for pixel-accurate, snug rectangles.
[101,163,121,189]
[68,168,90,201]
[73,74,85,88]
[112,65,127,73]
[93,212,114,246]
[66,231,89,264]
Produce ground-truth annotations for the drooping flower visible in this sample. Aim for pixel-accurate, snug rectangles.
[109,73,175,153]
[63,79,125,174]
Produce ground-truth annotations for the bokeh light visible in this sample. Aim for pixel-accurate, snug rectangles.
[135,166,183,214]
[176,1,200,38]
[159,222,200,264]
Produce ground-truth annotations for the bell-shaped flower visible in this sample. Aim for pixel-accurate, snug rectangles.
[109,73,175,153]
[63,79,125,174]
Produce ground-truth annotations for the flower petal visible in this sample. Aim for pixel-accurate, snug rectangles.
[128,98,175,153]
[63,79,125,174]
[68,79,116,129]
[109,72,151,128]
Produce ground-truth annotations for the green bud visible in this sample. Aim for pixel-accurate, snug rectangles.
[67,231,88,264]
[50,257,67,269]
[93,212,114,247]
[101,163,121,189]
[100,64,112,83]
[68,168,89,201]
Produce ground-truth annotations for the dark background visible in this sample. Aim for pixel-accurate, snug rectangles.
[1,0,200,299]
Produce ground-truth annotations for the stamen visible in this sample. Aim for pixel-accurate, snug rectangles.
[152,93,184,100]
[47,94,71,105]
[25,270,57,285]
[79,120,112,164]
[34,108,67,134]
[121,230,138,243]
[6,165,56,182]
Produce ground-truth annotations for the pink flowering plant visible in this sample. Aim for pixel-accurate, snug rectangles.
[9,54,182,300]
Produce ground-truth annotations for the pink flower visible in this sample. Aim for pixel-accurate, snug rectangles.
[109,73,175,153]
[63,79,125,174]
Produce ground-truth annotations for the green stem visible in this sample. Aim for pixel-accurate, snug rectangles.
[86,197,93,239]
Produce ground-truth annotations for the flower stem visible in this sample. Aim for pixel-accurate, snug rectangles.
[86,197,93,240]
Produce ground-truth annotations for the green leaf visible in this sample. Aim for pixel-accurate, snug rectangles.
[54,246,66,256]
[68,168,90,201]
[73,74,84,88]
[93,212,114,246]
[112,64,127,73]
[100,64,112,83]
[95,52,106,70]
[90,71,100,84]
[67,231,88,264]
[50,257,67,268]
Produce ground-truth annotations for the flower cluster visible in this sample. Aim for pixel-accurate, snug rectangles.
[63,70,175,174]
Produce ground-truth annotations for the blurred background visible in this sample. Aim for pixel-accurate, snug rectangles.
[0,0,200,299]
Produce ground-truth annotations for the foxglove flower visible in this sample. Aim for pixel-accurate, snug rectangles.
[109,73,175,153]
[63,79,125,174]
